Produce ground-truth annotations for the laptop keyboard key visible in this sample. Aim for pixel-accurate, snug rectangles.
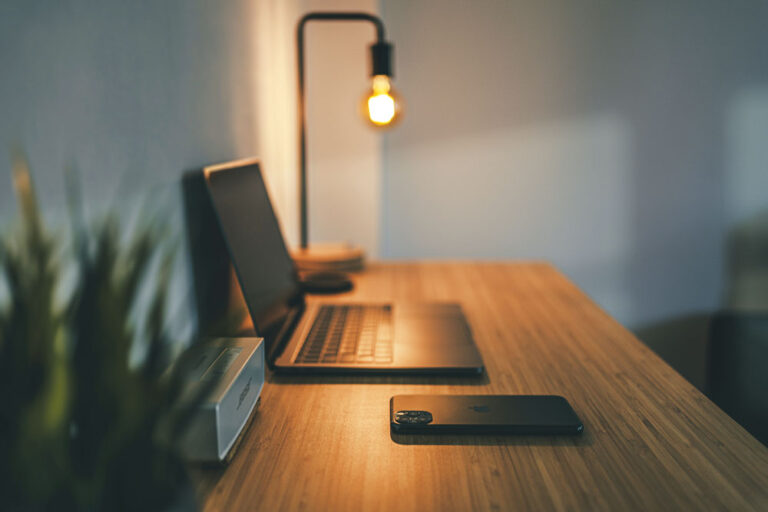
[297,304,393,365]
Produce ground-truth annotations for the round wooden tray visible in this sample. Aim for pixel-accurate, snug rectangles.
[291,243,365,272]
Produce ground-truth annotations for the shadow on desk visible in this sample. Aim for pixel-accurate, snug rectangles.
[268,372,491,386]
[390,429,595,447]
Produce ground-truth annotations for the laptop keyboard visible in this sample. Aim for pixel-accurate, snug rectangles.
[296,305,393,364]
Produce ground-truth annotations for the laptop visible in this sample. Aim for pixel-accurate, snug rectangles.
[203,158,484,375]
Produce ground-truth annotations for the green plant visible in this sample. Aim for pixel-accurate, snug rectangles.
[0,154,195,511]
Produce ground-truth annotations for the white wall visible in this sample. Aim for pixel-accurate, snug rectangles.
[0,0,267,344]
[380,0,768,331]
[0,0,262,221]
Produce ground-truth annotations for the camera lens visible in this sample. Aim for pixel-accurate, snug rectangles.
[394,410,433,424]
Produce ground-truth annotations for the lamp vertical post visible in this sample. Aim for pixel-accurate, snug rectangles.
[296,11,395,251]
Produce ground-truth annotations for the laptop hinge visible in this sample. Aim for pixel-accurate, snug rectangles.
[268,301,305,366]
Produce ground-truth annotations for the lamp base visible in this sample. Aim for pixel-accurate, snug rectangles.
[298,271,354,294]
[291,242,365,273]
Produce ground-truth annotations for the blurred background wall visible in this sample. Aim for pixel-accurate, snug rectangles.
[0,0,261,220]
[0,0,281,347]
[380,0,768,389]
[1,0,767,387]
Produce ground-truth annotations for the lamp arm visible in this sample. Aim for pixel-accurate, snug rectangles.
[298,12,385,42]
[296,12,390,250]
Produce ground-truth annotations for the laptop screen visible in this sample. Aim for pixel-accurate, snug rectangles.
[203,159,301,356]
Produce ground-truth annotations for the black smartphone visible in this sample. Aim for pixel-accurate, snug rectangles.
[390,395,583,435]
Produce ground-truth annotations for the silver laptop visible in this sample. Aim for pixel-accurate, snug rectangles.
[203,158,484,375]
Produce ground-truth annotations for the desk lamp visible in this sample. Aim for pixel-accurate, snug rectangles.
[293,11,402,293]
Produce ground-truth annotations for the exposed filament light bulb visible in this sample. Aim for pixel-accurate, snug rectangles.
[363,75,402,128]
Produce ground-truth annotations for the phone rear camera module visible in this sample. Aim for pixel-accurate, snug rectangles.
[394,410,433,424]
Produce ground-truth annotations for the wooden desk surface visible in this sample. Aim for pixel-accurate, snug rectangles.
[196,262,768,511]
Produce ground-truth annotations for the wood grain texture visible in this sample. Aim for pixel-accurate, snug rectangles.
[194,262,768,511]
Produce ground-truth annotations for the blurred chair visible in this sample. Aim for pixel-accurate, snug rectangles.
[707,311,768,446]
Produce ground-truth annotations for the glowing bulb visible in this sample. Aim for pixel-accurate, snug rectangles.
[368,94,396,125]
[362,75,402,128]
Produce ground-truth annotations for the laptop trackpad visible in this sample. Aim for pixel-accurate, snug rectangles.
[397,318,472,345]
[394,312,481,366]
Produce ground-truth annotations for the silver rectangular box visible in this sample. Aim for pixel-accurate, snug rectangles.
[176,337,265,462]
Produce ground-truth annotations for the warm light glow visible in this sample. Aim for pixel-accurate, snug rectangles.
[368,94,396,125]
[362,75,402,127]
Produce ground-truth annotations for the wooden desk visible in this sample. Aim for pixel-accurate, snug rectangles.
[197,263,768,511]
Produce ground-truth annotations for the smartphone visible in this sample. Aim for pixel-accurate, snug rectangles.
[390,395,583,435]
